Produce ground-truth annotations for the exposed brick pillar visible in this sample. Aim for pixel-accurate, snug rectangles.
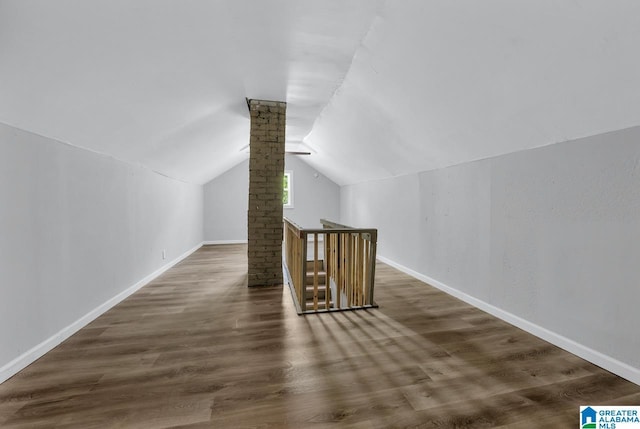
[247,99,286,287]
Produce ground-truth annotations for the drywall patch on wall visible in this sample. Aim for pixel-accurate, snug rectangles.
[340,126,640,381]
[0,122,203,383]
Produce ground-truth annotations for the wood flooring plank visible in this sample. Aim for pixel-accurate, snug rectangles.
[0,244,638,428]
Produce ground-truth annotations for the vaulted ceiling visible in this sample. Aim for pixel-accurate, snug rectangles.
[2,1,639,185]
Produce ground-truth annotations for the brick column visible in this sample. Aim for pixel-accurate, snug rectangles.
[247,99,286,287]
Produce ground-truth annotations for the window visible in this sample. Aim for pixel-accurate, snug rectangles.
[283,171,293,208]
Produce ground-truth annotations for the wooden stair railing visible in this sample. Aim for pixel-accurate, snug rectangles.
[283,218,378,315]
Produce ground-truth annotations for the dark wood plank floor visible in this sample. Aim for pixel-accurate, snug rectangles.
[1,244,638,428]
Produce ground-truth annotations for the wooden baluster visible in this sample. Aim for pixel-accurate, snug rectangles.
[296,234,300,303]
[353,234,362,306]
[333,232,338,309]
[300,232,306,310]
[343,232,348,308]
[348,234,351,306]
[353,234,362,305]
[335,233,337,309]
[368,235,377,306]
[360,235,364,306]
[350,234,354,306]
[353,234,357,306]
[357,236,360,304]
[298,234,301,304]
[361,234,365,306]
[346,233,352,307]
[325,232,330,310]
[352,234,355,305]
[363,237,370,305]
[289,228,293,293]
[336,232,342,309]
[313,232,319,311]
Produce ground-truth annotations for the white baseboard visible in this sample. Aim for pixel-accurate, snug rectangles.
[203,240,248,245]
[376,254,640,386]
[0,242,204,385]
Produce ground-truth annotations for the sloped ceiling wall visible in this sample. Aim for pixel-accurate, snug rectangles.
[305,0,640,185]
[0,0,381,183]
[1,0,639,185]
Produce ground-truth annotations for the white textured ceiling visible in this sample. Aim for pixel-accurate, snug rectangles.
[2,1,640,185]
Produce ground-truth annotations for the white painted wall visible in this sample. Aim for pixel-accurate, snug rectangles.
[341,127,640,383]
[284,154,340,228]
[203,159,249,243]
[203,154,340,242]
[0,123,203,382]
